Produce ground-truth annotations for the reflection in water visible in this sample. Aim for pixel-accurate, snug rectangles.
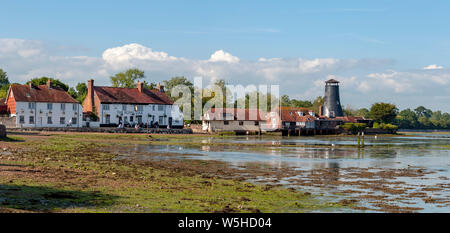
[125,133,450,212]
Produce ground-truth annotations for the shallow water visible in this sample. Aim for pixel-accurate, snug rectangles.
[125,132,450,212]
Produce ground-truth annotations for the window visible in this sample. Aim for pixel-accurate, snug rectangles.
[224,121,229,125]
[159,116,164,124]
[29,116,34,124]
[152,105,155,111]
[72,104,77,111]
[71,117,77,124]
[130,116,134,122]
[60,117,65,125]
[254,121,259,126]
[122,105,127,111]
[47,103,53,110]
[103,104,110,110]
[137,116,142,123]
[28,102,35,109]
[158,105,164,111]
[19,116,25,124]
[105,115,110,124]
[135,105,143,111]
[239,121,244,126]
[61,103,65,111]
[47,117,52,124]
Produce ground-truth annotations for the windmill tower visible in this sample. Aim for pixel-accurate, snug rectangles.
[322,79,343,118]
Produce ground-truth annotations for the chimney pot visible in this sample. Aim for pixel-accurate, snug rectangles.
[47,79,52,89]
[137,81,144,93]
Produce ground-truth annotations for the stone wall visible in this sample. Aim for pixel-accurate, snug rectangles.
[9,127,193,134]
[0,117,16,128]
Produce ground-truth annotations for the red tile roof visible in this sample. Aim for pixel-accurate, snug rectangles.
[93,86,174,105]
[274,107,316,122]
[10,84,78,103]
[205,108,266,121]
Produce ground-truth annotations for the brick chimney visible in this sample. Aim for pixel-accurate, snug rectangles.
[137,81,144,93]
[47,79,52,89]
[157,82,165,92]
[83,79,95,113]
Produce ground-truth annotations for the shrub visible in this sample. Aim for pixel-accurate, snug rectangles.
[341,123,367,134]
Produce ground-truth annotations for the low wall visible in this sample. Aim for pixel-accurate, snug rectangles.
[9,127,193,134]
[0,124,6,137]
[0,117,16,128]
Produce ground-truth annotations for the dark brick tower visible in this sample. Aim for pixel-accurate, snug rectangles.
[322,79,343,118]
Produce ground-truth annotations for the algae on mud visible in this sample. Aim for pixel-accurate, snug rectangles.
[0,132,347,213]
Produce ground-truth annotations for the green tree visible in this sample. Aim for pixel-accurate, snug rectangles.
[110,68,145,88]
[27,77,69,91]
[312,96,324,114]
[163,76,193,101]
[369,102,398,124]
[396,109,418,129]
[355,108,370,118]
[0,69,10,98]
[414,106,432,118]
[280,95,291,107]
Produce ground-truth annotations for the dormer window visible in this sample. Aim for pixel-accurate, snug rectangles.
[26,93,30,98]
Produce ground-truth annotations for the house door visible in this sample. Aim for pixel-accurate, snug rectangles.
[168,117,172,127]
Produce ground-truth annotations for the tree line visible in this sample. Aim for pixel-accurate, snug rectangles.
[1,68,450,129]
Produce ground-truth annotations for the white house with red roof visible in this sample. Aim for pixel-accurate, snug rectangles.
[202,108,267,133]
[82,79,183,128]
[5,80,83,128]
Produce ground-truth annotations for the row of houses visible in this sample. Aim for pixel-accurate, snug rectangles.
[1,79,184,128]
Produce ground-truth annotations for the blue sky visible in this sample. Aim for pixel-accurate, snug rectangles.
[1,1,450,111]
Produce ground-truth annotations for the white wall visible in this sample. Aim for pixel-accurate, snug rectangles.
[15,102,82,127]
[203,120,264,132]
[98,103,183,126]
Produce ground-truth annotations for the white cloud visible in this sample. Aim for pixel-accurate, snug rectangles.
[424,64,443,70]
[102,43,178,69]
[209,50,240,63]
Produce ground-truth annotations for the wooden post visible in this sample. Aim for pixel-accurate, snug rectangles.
[361,131,365,147]
[357,132,361,147]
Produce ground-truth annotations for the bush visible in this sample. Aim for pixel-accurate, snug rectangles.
[341,123,367,134]
[373,123,398,130]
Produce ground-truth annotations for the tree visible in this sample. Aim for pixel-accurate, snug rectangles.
[355,108,370,118]
[110,68,145,88]
[291,99,313,108]
[312,96,324,114]
[27,77,69,91]
[396,109,418,129]
[280,95,291,107]
[414,106,432,118]
[163,76,193,101]
[369,102,398,124]
[0,69,10,98]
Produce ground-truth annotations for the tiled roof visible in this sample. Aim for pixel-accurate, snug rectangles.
[204,108,266,121]
[10,84,78,103]
[93,86,174,105]
[325,79,339,83]
[275,107,316,122]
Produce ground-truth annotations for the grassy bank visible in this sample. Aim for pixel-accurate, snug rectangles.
[0,132,347,213]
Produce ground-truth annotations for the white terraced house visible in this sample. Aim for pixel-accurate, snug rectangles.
[5,80,82,128]
[82,79,184,128]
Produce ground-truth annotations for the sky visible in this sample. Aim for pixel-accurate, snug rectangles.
[1,0,450,111]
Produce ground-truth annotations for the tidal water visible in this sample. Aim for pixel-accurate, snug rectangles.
[124,132,450,212]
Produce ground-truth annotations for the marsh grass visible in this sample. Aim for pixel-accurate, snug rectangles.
[0,133,349,213]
